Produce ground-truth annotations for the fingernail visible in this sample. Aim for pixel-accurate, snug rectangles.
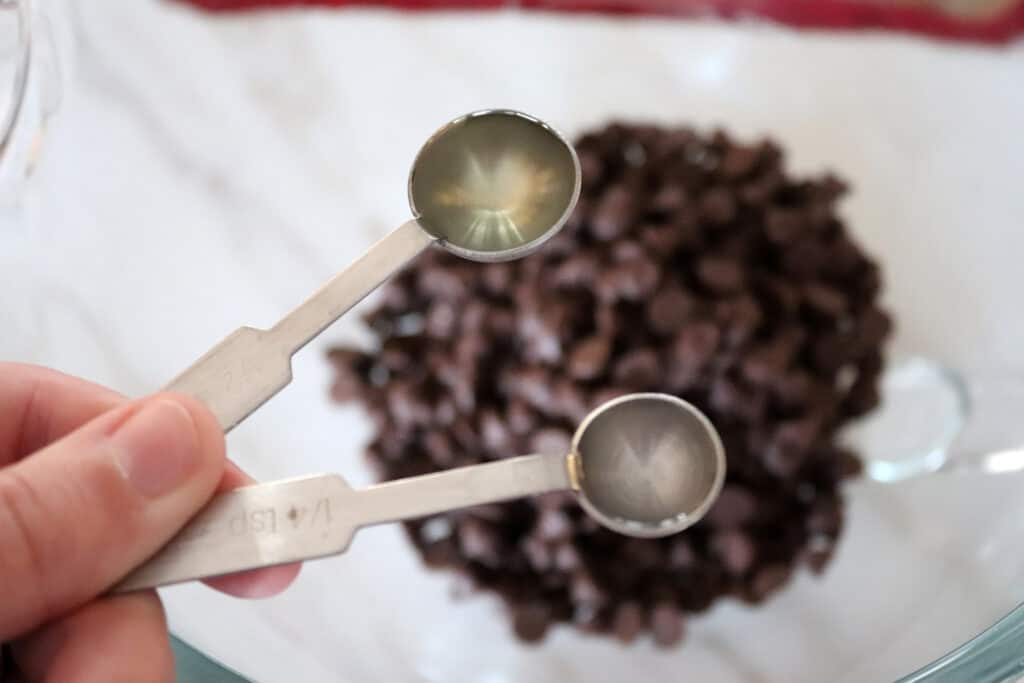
[113,398,201,498]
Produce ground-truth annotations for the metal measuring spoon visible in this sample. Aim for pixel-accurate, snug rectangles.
[116,393,725,592]
[167,109,581,433]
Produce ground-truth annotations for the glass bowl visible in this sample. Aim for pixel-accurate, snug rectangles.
[0,0,61,212]
[158,14,1024,677]
[9,4,1024,681]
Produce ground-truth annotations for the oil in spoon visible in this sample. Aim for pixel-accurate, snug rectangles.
[409,111,580,256]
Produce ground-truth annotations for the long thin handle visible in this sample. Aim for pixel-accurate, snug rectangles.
[115,454,573,592]
[352,453,573,526]
[164,220,434,432]
[267,220,434,356]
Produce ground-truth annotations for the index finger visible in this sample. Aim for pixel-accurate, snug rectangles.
[0,363,124,465]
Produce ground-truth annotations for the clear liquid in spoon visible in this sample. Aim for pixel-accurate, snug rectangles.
[409,111,579,254]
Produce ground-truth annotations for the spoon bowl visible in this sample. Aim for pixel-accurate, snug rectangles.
[571,393,727,538]
[408,109,581,262]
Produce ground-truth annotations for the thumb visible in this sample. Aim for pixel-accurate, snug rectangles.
[0,393,225,639]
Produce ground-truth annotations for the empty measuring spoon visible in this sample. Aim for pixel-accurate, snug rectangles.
[115,393,725,592]
[166,109,581,433]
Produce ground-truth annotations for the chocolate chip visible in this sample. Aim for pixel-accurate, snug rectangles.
[329,372,363,403]
[423,431,456,467]
[596,258,660,302]
[487,308,516,337]
[803,534,836,574]
[570,571,608,607]
[763,441,807,478]
[536,490,575,510]
[481,263,513,295]
[707,485,758,528]
[764,208,805,244]
[710,377,756,421]
[591,185,635,240]
[577,149,604,189]
[612,348,660,388]
[522,535,553,572]
[512,602,552,643]
[568,336,612,380]
[696,257,744,293]
[418,266,466,300]
[505,400,536,436]
[717,295,762,347]
[803,283,847,318]
[651,603,685,647]
[551,253,599,289]
[326,349,368,401]
[458,518,502,567]
[421,537,459,567]
[611,240,646,262]
[502,367,554,413]
[651,185,688,213]
[613,602,645,643]
[858,307,893,347]
[479,410,512,454]
[450,418,480,453]
[588,386,631,409]
[669,538,697,569]
[426,302,458,338]
[551,379,588,422]
[518,304,569,364]
[641,217,700,253]
[672,322,720,371]
[775,416,822,454]
[530,428,572,455]
[782,240,828,278]
[807,498,842,535]
[554,543,582,572]
[719,144,760,180]
[712,530,756,575]
[749,564,792,602]
[811,332,860,374]
[386,383,433,428]
[700,187,737,224]
[741,341,793,386]
[646,285,695,336]
[844,373,881,418]
[537,508,573,542]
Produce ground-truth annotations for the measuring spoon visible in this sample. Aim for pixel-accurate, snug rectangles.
[116,393,726,592]
[167,109,581,433]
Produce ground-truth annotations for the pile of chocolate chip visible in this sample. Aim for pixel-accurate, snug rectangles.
[328,122,891,646]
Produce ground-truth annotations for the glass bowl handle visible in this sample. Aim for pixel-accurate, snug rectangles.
[844,357,1024,483]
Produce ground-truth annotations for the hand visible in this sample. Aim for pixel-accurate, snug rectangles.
[0,363,301,681]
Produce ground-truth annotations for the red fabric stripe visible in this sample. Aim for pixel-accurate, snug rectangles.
[175,0,1024,43]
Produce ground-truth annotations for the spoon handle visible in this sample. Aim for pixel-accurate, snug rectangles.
[114,454,572,592]
[164,220,433,432]
[267,220,433,357]
[351,452,573,526]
